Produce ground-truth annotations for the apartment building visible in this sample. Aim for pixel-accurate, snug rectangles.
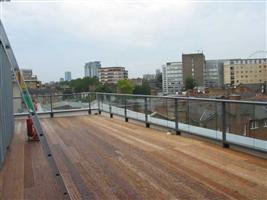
[84,61,101,78]
[98,67,128,84]
[18,69,41,89]
[224,58,267,86]
[182,53,205,86]
[162,62,183,94]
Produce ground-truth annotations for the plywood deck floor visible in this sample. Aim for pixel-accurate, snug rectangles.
[0,115,267,200]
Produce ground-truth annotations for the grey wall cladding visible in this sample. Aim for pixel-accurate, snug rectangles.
[0,40,14,168]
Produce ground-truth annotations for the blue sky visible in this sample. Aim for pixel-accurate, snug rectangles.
[0,0,266,82]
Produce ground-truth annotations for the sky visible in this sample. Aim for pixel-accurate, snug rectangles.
[0,0,266,82]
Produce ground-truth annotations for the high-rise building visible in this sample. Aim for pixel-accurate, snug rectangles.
[84,61,101,78]
[162,62,183,94]
[143,74,156,80]
[65,71,72,81]
[224,58,267,86]
[98,67,128,84]
[155,69,161,76]
[182,53,205,86]
[204,59,227,88]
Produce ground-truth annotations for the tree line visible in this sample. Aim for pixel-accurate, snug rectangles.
[61,77,151,95]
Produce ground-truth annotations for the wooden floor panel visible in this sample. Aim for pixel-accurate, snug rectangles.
[0,115,267,200]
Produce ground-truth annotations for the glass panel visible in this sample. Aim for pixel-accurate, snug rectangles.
[188,100,219,139]
[177,99,190,134]
[166,98,175,129]
[31,95,51,113]
[100,94,109,113]
[126,96,145,122]
[110,95,124,116]
[90,93,98,109]
[13,96,28,114]
[148,97,169,128]
[52,93,88,112]
[225,103,264,150]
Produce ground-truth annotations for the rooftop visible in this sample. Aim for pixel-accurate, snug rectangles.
[1,115,266,199]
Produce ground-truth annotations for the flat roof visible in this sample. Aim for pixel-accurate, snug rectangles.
[1,115,267,199]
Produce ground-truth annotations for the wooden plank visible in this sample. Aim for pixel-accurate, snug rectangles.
[1,116,267,200]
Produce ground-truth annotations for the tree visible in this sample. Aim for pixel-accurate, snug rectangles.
[185,76,196,90]
[117,79,134,94]
[69,77,99,92]
[133,81,150,95]
[95,83,114,93]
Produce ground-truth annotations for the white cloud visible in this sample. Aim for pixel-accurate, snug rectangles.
[1,0,192,48]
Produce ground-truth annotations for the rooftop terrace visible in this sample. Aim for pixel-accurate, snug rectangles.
[1,115,266,200]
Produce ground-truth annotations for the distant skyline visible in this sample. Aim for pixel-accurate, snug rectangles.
[0,1,266,82]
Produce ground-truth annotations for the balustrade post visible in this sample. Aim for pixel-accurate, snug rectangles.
[222,101,229,148]
[50,94,54,118]
[124,96,128,122]
[144,97,150,128]
[88,93,91,115]
[175,98,181,135]
[109,95,113,118]
[97,94,101,115]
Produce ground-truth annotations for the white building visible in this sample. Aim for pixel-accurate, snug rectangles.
[84,61,101,78]
[162,62,183,94]
[65,71,72,81]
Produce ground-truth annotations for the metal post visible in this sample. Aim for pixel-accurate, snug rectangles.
[50,94,54,118]
[187,99,189,125]
[109,95,113,118]
[175,98,181,135]
[97,94,101,114]
[144,97,150,128]
[222,102,229,148]
[124,96,128,122]
[88,93,91,115]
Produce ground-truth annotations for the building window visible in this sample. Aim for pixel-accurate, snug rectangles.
[264,120,267,128]
[250,121,259,129]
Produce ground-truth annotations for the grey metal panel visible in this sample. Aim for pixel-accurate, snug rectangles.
[0,39,14,168]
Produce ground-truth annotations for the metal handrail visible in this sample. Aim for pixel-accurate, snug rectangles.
[13,92,267,153]
[13,92,267,105]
